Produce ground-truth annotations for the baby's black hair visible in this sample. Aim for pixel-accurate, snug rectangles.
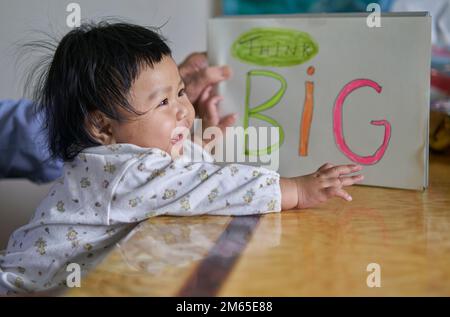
[31,21,171,161]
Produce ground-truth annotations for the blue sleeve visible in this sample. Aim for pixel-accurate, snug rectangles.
[0,99,62,183]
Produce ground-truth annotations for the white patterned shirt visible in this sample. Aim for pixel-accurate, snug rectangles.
[0,141,281,294]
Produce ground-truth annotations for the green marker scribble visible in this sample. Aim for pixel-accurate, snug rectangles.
[244,70,286,156]
[232,27,319,67]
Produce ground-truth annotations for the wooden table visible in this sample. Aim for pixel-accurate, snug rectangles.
[67,153,450,296]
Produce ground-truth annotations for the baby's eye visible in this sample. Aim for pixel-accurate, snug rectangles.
[178,88,186,97]
[158,98,169,107]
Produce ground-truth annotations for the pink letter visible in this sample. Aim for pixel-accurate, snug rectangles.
[333,79,391,165]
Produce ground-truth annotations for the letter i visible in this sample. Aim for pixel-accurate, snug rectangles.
[299,66,315,156]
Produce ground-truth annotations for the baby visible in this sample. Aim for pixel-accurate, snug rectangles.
[0,22,363,295]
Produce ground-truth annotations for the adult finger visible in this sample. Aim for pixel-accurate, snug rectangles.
[204,95,223,125]
[187,66,232,102]
[201,66,232,86]
[198,85,213,105]
[178,52,208,77]
[217,113,237,133]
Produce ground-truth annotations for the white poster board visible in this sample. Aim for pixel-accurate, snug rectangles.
[208,13,431,190]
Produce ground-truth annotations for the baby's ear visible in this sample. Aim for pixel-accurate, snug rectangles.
[85,110,115,145]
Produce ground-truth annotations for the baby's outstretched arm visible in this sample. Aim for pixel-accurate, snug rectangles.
[280,163,364,210]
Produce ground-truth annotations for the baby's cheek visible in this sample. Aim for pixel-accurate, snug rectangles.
[134,119,165,147]
[160,119,178,138]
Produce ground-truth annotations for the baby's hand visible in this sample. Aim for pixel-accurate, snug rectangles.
[293,163,364,209]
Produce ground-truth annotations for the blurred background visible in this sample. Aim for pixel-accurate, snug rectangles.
[0,0,449,249]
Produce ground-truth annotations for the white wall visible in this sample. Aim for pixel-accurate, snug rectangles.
[0,0,217,249]
[0,0,216,99]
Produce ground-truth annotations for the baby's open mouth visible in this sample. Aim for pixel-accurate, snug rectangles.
[170,133,184,145]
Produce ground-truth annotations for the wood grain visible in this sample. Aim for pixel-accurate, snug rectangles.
[68,153,450,296]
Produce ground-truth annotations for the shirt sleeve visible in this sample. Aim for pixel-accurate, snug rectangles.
[108,151,282,224]
[0,99,63,183]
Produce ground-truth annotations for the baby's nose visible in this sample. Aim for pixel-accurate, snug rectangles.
[176,103,188,121]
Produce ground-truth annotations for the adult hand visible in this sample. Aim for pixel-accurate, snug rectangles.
[178,52,237,133]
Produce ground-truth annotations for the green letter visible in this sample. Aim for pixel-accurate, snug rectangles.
[244,70,286,156]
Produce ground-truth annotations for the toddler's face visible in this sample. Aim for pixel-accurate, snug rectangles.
[110,55,195,154]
